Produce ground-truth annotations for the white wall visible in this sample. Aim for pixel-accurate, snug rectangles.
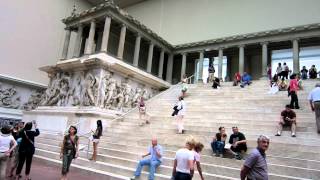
[0,0,92,84]
[125,0,320,45]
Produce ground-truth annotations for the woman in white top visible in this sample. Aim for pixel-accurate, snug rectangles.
[175,96,186,134]
[172,137,195,180]
[0,125,17,179]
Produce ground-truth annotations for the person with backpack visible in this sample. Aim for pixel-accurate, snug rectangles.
[174,97,186,134]
[60,126,79,180]
[15,121,40,180]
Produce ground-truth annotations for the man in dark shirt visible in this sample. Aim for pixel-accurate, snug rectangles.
[275,105,297,137]
[229,127,247,160]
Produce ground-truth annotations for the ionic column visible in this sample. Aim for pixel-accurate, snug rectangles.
[158,50,165,78]
[166,54,174,83]
[292,39,300,73]
[61,28,71,59]
[100,16,111,52]
[181,52,187,79]
[133,34,141,67]
[146,43,154,73]
[261,42,268,77]
[218,48,223,79]
[198,51,204,82]
[239,45,245,75]
[73,25,83,57]
[117,24,127,59]
[84,20,96,55]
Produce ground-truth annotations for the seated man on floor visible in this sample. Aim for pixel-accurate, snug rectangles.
[278,78,288,91]
[240,72,252,88]
[211,127,227,157]
[131,138,163,180]
[275,105,297,137]
[228,127,247,160]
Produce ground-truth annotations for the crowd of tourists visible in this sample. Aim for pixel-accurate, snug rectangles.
[0,120,39,180]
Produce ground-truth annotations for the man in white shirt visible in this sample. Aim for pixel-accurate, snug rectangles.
[172,137,195,180]
[308,83,320,133]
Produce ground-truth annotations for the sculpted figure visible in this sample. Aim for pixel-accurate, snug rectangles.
[104,78,117,108]
[123,83,132,108]
[58,78,70,106]
[69,73,84,106]
[99,72,111,108]
[83,73,97,106]
[132,88,142,107]
[42,72,62,105]
[23,90,43,110]
[0,88,21,109]
[112,84,124,110]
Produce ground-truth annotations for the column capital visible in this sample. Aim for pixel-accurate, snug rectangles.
[218,47,224,50]
[121,23,127,28]
[90,19,96,23]
[238,44,245,48]
[291,38,300,42]
[260,41,269,46]
[181,52,188,56]
[198,50,205,54]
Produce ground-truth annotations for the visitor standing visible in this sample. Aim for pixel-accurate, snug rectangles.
[172,137,195,180]
[240,135,270,180]
[131,138,163,180]
[308,83,320,133]
[192,142,204,180]
[8,122,24,178]
[60,126,79,180]
[15,121,40,180]
[276,63,282,79]
[0,125,17,179]
[208,62,215,83]
[275,105,297,137]
[90,120,103,161]
[138,97,150,126]
[289,74,300,109]
[175,97,186,134]
[282,62,289,79]
[267,66,272,81]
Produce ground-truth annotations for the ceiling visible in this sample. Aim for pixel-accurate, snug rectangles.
[85,0,147,8]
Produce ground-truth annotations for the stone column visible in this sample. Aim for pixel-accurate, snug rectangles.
[218,48,223,79]
[261,42,268,77]
[198,51,204,82]
[117,24,127,59]
[158,50,165,78]
[239,45,245,75]
[166,54,174,83]
[61,29,71,59]
[146,43,154,73]
[292,39,300,73]
[73,25,83,57]
[84,20,96,55]
[181,52,187,79]
[133,34,141,67]
[100,16,111,52]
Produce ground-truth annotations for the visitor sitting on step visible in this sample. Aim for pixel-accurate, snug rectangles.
[211,127,227,157]
[131,138,163,180]
[240,72,252,88]
[309,65,317,79]
[275,105,297,137]
[278,78,287,91]
[228,127,247,160]
[268,82,279,94]
[233,72,241,86]
[240,135,270,180]
[192,142,204,180]
[212,77,220,89]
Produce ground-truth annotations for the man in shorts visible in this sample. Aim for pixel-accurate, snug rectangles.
[275,105,297,137]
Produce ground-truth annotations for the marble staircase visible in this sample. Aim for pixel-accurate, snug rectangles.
[34,79,320,180]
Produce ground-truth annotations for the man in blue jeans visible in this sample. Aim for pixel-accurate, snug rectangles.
[131,138,163,180]
[211,127,227,157]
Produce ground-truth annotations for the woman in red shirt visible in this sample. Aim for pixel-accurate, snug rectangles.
[289,74,300,109]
